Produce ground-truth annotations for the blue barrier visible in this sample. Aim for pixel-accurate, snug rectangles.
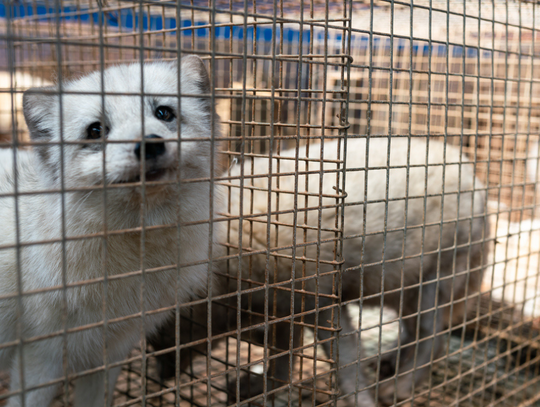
[0,2,501,57]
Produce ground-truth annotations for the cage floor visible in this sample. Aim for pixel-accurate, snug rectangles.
[1,300,538,407]
[109,312,540,407]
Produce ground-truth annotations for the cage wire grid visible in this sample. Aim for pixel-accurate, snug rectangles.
[0,1,539,407]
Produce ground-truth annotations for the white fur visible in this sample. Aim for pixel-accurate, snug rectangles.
[0,57,223,407]
[224,137,489,405]
[152,137,490,406]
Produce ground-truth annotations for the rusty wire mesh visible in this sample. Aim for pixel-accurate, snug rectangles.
[0,1,539,407]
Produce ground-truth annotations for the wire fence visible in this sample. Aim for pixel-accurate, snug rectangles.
[0,1,539,407]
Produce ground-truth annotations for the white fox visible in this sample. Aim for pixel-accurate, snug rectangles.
[0,56,224,407]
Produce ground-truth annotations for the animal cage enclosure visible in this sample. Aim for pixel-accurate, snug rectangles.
[0,1,539,407]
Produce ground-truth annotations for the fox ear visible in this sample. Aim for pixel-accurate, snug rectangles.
[23,86,57,140]
[180,55,211,94]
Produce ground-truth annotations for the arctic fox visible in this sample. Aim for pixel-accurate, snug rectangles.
[151,137,490,406]
[0,56,223,407]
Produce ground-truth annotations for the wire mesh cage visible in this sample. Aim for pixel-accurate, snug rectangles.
[0,1,539,407]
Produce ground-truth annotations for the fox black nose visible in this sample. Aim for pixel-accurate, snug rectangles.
[134,135,166,161]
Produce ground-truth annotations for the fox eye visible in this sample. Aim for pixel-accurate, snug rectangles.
[86,122,107,140]
[155,106,175,122]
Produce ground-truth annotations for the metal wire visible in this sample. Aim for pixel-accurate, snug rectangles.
[0,1,540,407]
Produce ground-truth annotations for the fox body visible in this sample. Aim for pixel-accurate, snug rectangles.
[152,137,489,406]
[0,56,223,407]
